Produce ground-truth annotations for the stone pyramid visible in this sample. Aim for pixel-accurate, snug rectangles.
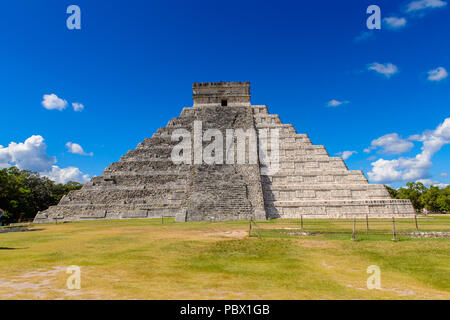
[34,82,415,223]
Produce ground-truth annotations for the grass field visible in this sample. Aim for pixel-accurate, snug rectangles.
[0,216,450,300]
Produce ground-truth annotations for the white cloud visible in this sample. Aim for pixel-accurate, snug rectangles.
[368,118,450,183]
[337,151,357,160]
[42,166,90,184]
[368,159,404,183]
[368,62,399,78]
[354,31,374,42]
[66,142,93,156]
[0,135,89,184]
[41,94,68,111]
[327,99,349,107]
[365,133,414,155]
[427,67,448,81]
[383,17,407,29]
[406,0,447,12]
[72,102,84,112]
[441,172,448,177]
[0,135,56,172]
[408,134,422,141]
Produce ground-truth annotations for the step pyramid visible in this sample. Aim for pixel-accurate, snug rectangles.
[34,82,415,223]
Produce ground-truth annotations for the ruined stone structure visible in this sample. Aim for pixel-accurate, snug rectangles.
[34,82,415,223]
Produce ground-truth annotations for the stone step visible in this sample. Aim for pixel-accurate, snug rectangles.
[256,123,295,129]
[105,161,192,172]
[264,199,415,218]
[265,199,412,206]
[266,178,368,185]
[273,159,346,168]
[65,189,188,202]
[96,171,191,178]
[83,185,186,191]
[263,183,386,191]
[262,169,365,176]
[274,155,342,161]
[263,158,345,165]
[263,190,390,201]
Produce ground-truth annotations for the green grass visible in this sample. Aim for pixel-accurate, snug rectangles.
[0,217,449,299]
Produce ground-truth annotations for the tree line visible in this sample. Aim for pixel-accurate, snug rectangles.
[0,167,82,224]
[1,167,449,224]
[386,182,450,214]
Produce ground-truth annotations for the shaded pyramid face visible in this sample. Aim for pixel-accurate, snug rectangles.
[34,82,415,223]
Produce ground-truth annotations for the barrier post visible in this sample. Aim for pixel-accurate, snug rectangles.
[392,216,398,241]
[352,218,357,241]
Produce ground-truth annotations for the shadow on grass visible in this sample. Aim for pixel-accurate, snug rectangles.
[0,228,43,234]
[0,247,29,250]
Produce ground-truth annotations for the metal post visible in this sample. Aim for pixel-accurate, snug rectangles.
[249,219,252,237]
[392,216,397,241]
[366,214,369,232]
[415,215,419,231]
[161,214,164,224]
[352,218,356,241]
[300,215,304,231]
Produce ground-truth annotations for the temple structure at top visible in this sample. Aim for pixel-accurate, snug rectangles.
[192,81,251,107]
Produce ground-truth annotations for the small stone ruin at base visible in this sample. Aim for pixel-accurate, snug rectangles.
[34,82,415,223]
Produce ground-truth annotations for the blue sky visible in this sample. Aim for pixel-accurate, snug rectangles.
[0,0,449,188]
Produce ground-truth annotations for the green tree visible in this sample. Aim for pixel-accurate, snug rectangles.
[419,185,441,212]
[436,186,450,213]
[396,182,427,211]
[0,167,83,224]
